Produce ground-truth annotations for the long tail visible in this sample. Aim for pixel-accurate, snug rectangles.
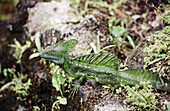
[120,69,170,92]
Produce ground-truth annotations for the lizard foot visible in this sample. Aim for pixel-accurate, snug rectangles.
[69,83,80,99]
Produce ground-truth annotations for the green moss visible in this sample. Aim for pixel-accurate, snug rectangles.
[124,82,159,110]
[0,68,32,101]
[11,40,31,64]
[144,26,170,68]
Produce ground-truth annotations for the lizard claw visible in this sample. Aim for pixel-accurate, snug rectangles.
[69,84,80,99]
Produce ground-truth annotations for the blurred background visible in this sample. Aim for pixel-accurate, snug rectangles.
[0,0,19,20]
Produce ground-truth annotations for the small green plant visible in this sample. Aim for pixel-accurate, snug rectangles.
[10,39,31,63]
[0,68,32,101]
[90,35,115,53]
[111,26,136,50]
[33,106,40,111]
[3,67,16,78]
[50,64,66,97]
[49,63,70,109]
[124,82,159,110]
[50,63,75,95]
[29,32,42,59]
[144,26,170,69]
[52,96,67,111]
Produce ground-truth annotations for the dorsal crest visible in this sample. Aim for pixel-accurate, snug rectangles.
[73,53,120,70]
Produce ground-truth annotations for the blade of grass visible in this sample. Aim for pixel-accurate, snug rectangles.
[97,35,100,53]
[126,86,147,103]
[127,35,135,49]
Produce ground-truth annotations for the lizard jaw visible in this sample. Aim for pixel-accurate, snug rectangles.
[40,56,64,64]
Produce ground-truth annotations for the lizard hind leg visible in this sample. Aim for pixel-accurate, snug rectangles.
[69,76,85,99]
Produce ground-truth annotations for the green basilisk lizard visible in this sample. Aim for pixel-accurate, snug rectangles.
[40,39,170,96]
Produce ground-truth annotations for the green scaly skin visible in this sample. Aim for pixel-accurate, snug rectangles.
[40,39,170,95]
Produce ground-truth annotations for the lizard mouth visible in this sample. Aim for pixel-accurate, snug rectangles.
[40,56,64,64]
[41,56,59,61]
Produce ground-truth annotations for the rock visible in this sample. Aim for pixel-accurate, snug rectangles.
[39,13,112,57]
[66,80,130,111]
[24,0,80,37]
[125,43,146,69]
[25,0,112,57]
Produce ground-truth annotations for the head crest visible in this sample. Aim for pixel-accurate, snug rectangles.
[54,39,78,52]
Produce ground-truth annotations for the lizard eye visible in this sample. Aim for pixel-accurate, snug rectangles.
[50,51,54,55]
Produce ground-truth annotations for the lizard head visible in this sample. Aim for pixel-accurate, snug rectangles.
[40,39,78,64]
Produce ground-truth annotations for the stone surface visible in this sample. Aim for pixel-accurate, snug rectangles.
[66,79,130,111]
[25,0,80,37]
[25,0,112,57]
[125,43,146,69]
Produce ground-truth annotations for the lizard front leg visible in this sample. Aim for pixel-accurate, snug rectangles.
[69,76,85,99]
